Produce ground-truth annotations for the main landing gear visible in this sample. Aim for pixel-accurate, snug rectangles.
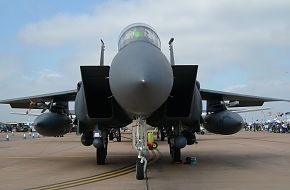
[92,127,108,165]
[133,118,148,180]
[169,141,181,162]
[168,124,187,163]
[96,142,107,165]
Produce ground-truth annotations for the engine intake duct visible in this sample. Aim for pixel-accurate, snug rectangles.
[80,66,112,118]
[166,65,198,118]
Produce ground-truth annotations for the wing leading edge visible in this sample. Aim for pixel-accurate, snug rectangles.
[0,89,77,109]
[1,88,288,109]
[200,88,290,107]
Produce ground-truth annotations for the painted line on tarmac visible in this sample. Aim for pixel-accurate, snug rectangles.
[0,156,90,159]
[0,154,136,159]
[28,149,160,190]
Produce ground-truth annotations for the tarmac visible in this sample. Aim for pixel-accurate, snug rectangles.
[1,131,290,190]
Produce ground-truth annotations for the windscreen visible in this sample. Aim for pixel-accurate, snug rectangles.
[118,23,161,50]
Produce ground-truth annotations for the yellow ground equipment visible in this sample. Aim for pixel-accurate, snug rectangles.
[147,131,158,150]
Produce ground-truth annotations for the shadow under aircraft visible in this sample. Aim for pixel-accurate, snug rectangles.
[1,23,289,180]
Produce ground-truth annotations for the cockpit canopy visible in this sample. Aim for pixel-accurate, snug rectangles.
[118,23,161,50]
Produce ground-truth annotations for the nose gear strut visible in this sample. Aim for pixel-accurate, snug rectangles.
[133,118,148,180]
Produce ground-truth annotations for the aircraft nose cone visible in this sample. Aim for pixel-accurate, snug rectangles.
[109,42,173,117]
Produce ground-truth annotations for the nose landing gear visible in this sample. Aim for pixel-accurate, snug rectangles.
[133,118,148,180]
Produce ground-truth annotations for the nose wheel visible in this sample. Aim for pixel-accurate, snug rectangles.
[136,157,147,180]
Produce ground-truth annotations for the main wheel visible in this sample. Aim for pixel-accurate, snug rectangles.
[136,159,145,180]
[169,141,181,162]
[96,138,108,165]
[96,147,106,165]
[172,147,181,162]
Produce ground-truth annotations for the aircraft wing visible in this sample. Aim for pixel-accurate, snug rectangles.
[200,89,290,107]
[10,112,41,116]
[0,89,77,109]
[229,107,270,113]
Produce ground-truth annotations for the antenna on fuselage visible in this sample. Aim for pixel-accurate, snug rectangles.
[100,39,105,66]
[169,38,175,65]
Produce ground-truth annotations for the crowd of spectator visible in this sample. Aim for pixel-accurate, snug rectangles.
[244,121,290,133]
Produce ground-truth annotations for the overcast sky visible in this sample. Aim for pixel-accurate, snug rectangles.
[0,0,289,123]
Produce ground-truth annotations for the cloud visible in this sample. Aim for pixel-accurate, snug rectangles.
[19,1,290,47]
[18,1,290,73]
[0,54,25,80]
[224,80,290,99]
[20,14,101,47]
[1,0,290,122]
